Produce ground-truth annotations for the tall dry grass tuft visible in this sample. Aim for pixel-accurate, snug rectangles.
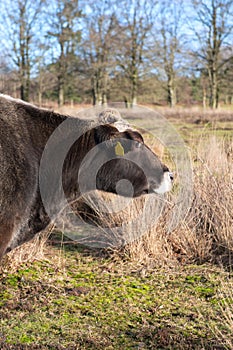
[0,229,53,273]
[134,136,231,266]
[159,135,233,265]
[71,134,232,267]
[158,136,233,264]
[186,136,233,264]
[122,212,176,268]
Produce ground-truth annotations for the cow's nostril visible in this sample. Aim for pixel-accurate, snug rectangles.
[169,172,174,181]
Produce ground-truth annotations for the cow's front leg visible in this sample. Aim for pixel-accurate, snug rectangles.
[0,220,14,259]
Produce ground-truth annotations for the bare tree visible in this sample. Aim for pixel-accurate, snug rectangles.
[116,0,155,107]
[153,0,187,107]
[190,0,233,108]
[82,1,118,105]
[219,47,233,104]
[1,0,44,101]
[47,0,82,106]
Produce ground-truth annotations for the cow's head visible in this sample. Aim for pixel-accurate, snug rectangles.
[90,124,173,197]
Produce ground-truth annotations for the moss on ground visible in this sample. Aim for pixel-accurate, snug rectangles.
[0,247,232,349]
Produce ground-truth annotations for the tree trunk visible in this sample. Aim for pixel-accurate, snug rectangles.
[38,90,42,107]
[19,68,28,101]
[19,32,25,100]
[38,68,43,107]
[167,75,176,108]
[92,87,96,106]
[203,87,207,109]
[209,66,218,109]
[92,72,107,106]
[92,82,102,105]
[58,53,65,106]
[24,36,30,102]
[24,69,30,102]
[58,77,64,107]
[130,72,138,107]
[20,83,25,101]
[102,92,107,106]
[102,72,108,106]
[131,96,137,107]
[19,5,30,102]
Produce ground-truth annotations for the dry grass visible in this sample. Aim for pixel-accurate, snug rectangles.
[167,135,232,265]
[207,278,233,349]
[65,134,232,267]
[181,135,233,265]
[155,105,233,122]
[0,228,53,273]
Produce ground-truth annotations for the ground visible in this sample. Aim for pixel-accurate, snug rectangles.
[0,243,232,349]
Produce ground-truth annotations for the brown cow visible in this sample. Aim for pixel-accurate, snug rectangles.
[0,95,173,258]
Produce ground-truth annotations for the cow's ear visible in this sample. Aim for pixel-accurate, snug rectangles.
[114,130,144,153]
[94,125,126,156]
[121,130,144,144]
[94,124,119,144]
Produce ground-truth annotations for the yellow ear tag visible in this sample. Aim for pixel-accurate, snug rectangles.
[115,141,124,156]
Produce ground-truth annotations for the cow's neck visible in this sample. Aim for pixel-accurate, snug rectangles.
[62,128,97,199]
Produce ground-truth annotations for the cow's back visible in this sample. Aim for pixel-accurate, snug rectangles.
[0,95,99,257]
[0,98,39,213]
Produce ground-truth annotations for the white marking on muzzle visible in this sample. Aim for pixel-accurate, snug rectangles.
[153,171,173,194]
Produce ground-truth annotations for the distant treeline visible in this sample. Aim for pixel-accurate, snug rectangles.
[0,0,233,108]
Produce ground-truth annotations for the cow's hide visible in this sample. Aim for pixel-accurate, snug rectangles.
[0,95,173,258]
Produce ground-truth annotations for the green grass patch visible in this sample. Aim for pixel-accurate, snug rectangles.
[0,249,231,349]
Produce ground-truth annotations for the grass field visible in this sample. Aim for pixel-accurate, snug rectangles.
[0,106,232,349]
[0,248,232,349]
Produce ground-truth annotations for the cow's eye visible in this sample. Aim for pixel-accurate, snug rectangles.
[135,141,142,148]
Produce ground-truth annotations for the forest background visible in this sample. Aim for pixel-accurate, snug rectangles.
[0,0,233,109]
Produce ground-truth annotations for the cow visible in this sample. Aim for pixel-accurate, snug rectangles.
[0,94,173,259]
